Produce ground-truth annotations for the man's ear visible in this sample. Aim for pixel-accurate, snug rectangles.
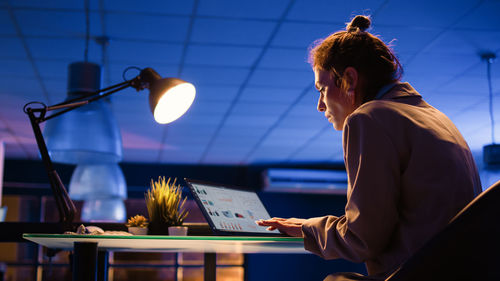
[343,67,359,105]
[343,67,358,92]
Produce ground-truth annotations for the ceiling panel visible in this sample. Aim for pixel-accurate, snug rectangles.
[287,0,386,22]
[197,0,290,19]
[0,76,40,95]
[246,145,301,163]
[103,0,194,15]
[404,52,479,77]
[105,13,190,42]
[374,0,481,27]
[27,38,100,61]
[287,128,343,162]
[0,38,27,59]
[454,0,500,30]
[215,125,270,140]
[194,86,240,102]
[259,47,310,70]
[181,65,249,86]
[14,9,100,37]
[271,21,339,48]
[0,9,15,35]
[423,30,490,56]
[223,114,282,128]
[107,64,179,85]
[0,58,33,77]
[230,101,291,116]
[185,45,261,67]
[8,0,96,9]
[107,41,184,65]
[239,86,304,102]
[247,69,311,87]
[373,26,442,55]
[191,18,275,46]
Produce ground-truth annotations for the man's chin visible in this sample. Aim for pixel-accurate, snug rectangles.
[332,122,343,131]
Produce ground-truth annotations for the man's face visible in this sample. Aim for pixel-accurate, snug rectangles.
[314,68,356,130]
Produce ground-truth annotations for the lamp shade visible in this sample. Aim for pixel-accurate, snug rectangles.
[148,78,196,124]
[81,198,126,222]
[44,62,122,164]
[68,164,127,200]
[44,100,122,164]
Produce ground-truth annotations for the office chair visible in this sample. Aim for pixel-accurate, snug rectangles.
[385,180,500,281]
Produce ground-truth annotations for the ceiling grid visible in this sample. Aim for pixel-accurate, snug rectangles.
[1,0,498,164]
[197,0,297,163]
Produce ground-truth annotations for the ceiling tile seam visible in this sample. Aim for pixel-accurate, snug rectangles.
[449,97,488,120]
[98,0,112,86]
[9,5,458,29]
[0,112,34,159]
[0,34,87,40]
[403,0,485,67]
[8,6,189,19]
[8,6,83,12]
[6,0,52,105]
[437,46,500,93]
[197,0,297,164]
[370,0,390,21]
[240,82,314,164]
[464,122,491,136]
[10,6,493,31]
[284,123,332,163]
[2,35,300,51]
[157,0,199,163]
[437,61,482,91]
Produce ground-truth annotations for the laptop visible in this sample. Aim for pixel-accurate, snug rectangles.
[184,178,284,236]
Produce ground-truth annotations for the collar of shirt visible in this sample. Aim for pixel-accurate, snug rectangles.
[374,82,399,100]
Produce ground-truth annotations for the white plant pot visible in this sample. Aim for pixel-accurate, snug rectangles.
[128,227,148,235]
[168,226,188,236]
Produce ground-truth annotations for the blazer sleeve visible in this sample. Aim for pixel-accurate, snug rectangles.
[302,112,400,262]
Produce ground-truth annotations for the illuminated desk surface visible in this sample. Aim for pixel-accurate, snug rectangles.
[23,233,307,254]
[23,234,308,281]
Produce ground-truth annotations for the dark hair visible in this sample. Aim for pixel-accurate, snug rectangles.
[309,15,403,103]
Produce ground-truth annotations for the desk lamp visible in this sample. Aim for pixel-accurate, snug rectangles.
[23,67,195,229]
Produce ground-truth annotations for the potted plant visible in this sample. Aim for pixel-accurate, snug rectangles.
[146,177,189,235]
[126,214,149,235]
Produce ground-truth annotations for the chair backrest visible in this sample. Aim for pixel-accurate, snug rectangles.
[386,180,500,281]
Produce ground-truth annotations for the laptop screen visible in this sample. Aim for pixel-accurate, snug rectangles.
[186,179,281,235]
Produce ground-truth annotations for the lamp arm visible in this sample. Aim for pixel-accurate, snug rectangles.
[25,107,76,229]
[42,80,134,122]
[50,79,132,109]
[22,77,141,229]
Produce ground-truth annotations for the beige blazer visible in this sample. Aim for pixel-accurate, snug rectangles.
[302,82,482,276]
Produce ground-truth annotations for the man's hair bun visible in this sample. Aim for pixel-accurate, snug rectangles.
[346,15,371,32]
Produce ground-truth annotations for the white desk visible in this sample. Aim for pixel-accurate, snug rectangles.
[23,234,307,281]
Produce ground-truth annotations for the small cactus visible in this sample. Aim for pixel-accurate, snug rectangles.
[126,214,149,228]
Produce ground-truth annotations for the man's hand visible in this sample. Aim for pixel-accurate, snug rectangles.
[256,217,306,237]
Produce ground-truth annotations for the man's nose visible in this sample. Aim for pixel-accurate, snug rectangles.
[317,97,326,112]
